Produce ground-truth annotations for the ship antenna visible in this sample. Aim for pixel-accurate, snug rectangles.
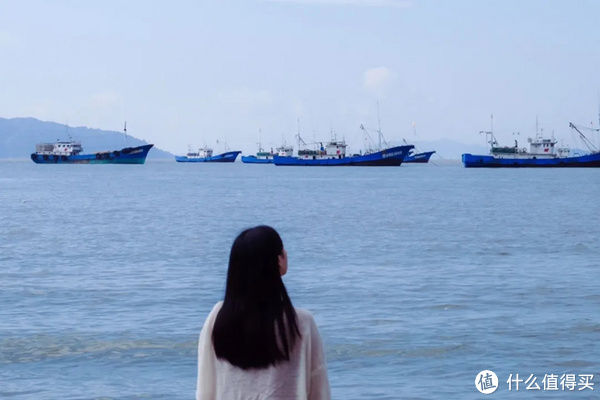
[479,113,496,148]
[64,121,72,142]
[295,117,308,150]
[597,94,600,128]
[258,128,262,152]
[377,100,382,150]
[123,121,128,145]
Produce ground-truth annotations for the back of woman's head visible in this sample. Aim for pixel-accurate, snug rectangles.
[212,226,300,369]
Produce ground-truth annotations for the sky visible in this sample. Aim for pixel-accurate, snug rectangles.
[1,0,600,154]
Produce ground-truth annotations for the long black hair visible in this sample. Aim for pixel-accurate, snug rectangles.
[212,226,301,369]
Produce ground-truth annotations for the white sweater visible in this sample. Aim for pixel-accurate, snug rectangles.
[196,302,331,400]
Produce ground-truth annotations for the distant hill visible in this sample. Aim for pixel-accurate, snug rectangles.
[0,117,172,159]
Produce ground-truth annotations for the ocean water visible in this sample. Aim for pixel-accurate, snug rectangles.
[1,161,599,399]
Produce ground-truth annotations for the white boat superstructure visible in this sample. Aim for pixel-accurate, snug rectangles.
[186,146,213,159]
[485,131,571,159]
[480,115,570,159]
[296,137,348,160]
[35,141,83,156]
[276,145,293,157]
[255,147,274,160]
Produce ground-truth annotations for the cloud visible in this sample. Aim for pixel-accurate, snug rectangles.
[363,66,395,95]
[264,0,411,7]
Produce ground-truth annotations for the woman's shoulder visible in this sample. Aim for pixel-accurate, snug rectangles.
[211,300,224,312]
[294,307,314,320]
[203,301,224,325]
[206,301,223,316]
[294,307,318,332]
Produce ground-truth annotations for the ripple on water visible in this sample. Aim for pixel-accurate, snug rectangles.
[1,163,599,399]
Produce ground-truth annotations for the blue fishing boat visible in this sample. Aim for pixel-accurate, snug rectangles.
[401,122,436,163]
[175,146,240,163]
[273,137,413,166]
[241,150,273,164]
[463,150,600,167]
[404,150,436,163]
[31,141,153,164]
[242,144,293,164]
[462,118,600,168]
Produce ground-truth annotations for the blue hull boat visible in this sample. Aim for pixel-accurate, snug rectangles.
[274,145,413,166]
[464,115,600,167]
[241,155,274,164]
[31,144,153,164]
[462,152,600,167]
[404,150,435,163]
[175,151,240,163]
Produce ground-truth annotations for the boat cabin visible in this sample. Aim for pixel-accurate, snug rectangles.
[187,146,213,159]
[297,140,347,160]
[276,145,293,157]
[528,137,557,155]
[256,150,274,159]
[325,140,347,158]
[35,141,83,156]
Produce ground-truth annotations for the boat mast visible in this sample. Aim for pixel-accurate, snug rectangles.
[480,113,496,148]
[377,100,383,150]
[597,99,600,129]
[360,124,375,153]
[295,118,307,151]
[569,122,599,152]
[534,116,546,140]
[66,123,73,142]
[257,128,263,152]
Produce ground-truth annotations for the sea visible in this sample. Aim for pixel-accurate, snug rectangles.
[1,160,599,399]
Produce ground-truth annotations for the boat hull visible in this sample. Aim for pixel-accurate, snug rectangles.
[404,151,436,163]
[241,155,274,164]
[273,145,413,166]
[462,152,600,168]
[30,144,153,164]
[175,151,241,163]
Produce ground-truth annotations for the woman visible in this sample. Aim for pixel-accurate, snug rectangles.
[196,226,331,400]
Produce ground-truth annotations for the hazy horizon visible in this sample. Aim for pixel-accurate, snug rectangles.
[1,0,599,154]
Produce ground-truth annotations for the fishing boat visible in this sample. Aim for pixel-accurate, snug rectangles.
[241,144,293,164]
[462,116,600,168]
[175,146,240,163]
[274,143,413,166]
[274,108,415,166]
[404,150,436,163]
[31,141,153,164]
[30,122,153,164]
[241,146,274,164]
[273,130,412,166]
[401,123,436,163]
